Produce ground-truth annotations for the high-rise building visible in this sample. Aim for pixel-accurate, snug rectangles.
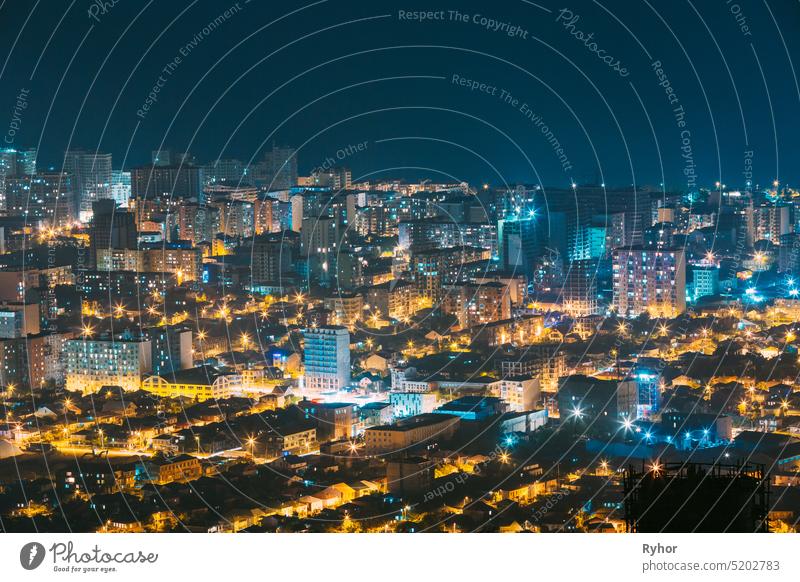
[178,203,220,245]
[499,344,567,394]
[250,232,295,287]
[110,170,131,207]
[747,203,790,246]
[63,334,152,392]
[562,259,599,317]
[0,334,46,388]
[254,196,275,235]
[204,158,244,184]
[689,264,720,302]
[215,198,254,238]
[263,145,297,190]
[301,215,337,287]
[143,245,203,282]
[130,164,204,202]
[498,214,539,277]
[89,199,138,268]
[0,302,40,338]
[63,149,113,220]
[5,172,75,227]
[0,148,36,211]
[145,325,192,377]
[302,326,351,393]
[456,281,512,329]
[613,247,686,318]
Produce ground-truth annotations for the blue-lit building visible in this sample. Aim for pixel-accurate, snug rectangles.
[633,369,661,418]
[634,412,733,450]
[433,396,504,421]
[302,326,351,393]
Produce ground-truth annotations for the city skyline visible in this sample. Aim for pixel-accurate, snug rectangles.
[2,0,800,548]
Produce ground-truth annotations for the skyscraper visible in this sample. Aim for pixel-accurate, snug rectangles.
[0,147,35,211]
[63,149,113,220]
[498,214,539,277]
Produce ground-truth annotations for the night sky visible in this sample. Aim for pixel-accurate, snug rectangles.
[1,0,798,190]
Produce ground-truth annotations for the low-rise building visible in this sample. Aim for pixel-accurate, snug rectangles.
[365,413,460,455]
[141,365,242,401]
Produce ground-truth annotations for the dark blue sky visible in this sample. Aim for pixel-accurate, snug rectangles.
[1,0,798,190]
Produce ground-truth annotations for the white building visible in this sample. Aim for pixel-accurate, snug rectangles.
[303,326,351,393]
[613,247,686,318]
[64,336,151,393]
[390,391,437,419]
[496,376,541,412]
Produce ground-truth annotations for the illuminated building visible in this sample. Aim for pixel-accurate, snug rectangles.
[562,259,599,316]
[302,326,351,392]
[689,264,720,301]
[398,219,496,253]
[390,391,437,418]
[557,375,638,431]
[0,302,39,337]
[365,280,418,320]
[110,170,131,207]
[498,214,539,277]
[433,396,504,420]
[468,313,546,347]
[298,401,354,441]
[130,164,205,202]
[632,369,661,417]
[90,199,137,268]
[203,158,244,184]
[613,247,686,318]
[143,246,203,282]
[364,413,459,455]
[178,203,219,245]
[145,325,192,376]
[136,454,202,485]
[747,202,790,246]
[323,293,363,326]
[141,365,241,401]
[0,334,46,388]
[250,231,297,288]
[64,334,152,393]
[495,376,541,412]
[455,281,512,328]
[0,147,35,211]
[499,344,567,393]
[260,422,317,455]
[410,246,490,301]
[4,172,76,227]
[63,149,113,219]
[215,198,254,238]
